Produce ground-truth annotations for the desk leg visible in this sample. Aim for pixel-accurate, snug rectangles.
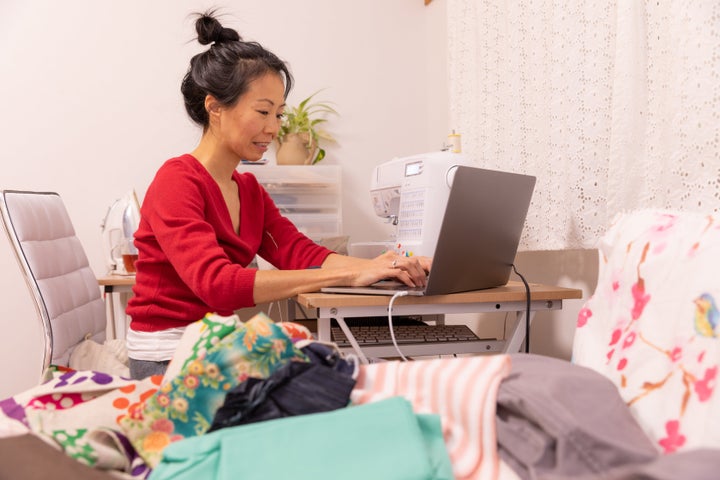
[103,287,132,340]
[285,299,296,322]
[104,288,117,340]
[317,316,331,342]
[505,310,536,353]
[333,316,369,365]
[115,292,131,340]
[317,313,370,365]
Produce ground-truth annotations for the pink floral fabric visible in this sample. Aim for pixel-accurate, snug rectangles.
[572,209,720,453]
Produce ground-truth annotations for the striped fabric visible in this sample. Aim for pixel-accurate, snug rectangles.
[351,354,512,480]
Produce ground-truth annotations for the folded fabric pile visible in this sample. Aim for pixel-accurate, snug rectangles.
[0,312,515,480]
[118,312,328,467]
[0,313,342,478]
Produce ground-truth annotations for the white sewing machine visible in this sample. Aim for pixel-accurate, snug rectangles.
[351,150,474,259]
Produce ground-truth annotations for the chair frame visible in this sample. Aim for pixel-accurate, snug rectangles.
[0,190,57,370]
[1,190,107,374]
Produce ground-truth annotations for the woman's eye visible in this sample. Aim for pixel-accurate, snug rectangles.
[276,113,285,120]
[257,110,269,116]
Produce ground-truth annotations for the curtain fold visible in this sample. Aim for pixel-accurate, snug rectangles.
[448,0,720,250]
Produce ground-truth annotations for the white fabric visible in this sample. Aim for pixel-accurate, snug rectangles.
[125,325,186,362]
[447,1,720,250]
[68,338,129,377]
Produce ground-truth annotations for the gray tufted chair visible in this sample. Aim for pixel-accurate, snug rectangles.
[0,190,106,377]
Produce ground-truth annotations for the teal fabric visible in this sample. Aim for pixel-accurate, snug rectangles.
[416,413,456,480]
[149,396,454,480]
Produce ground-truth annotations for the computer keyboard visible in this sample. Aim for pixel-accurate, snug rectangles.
[331,323,482,347]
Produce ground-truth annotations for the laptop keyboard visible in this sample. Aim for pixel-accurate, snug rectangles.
[331,323,482,347]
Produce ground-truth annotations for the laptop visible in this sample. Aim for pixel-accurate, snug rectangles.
[321,166,537,296]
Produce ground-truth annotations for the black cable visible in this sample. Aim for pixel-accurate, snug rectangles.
[511,264,531,353]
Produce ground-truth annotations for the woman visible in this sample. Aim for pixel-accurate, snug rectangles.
[126,11,431,379]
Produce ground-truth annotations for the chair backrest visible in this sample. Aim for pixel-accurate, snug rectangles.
[0,190,106,373]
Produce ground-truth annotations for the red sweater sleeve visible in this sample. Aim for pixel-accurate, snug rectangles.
[127,155,332,332]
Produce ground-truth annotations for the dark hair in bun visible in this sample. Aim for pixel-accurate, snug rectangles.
[181,10,293,129]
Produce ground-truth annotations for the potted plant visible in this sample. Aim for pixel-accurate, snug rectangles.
[276,90,338,165]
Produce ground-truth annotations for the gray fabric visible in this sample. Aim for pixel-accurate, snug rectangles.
[542,449,720,480]
[129,358,169,379]
[496,354,658,479]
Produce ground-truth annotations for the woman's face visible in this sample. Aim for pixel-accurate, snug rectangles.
[212,72,286,162]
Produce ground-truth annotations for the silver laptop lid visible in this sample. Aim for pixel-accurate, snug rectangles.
[422,166,536,295]
[320,166,536,296]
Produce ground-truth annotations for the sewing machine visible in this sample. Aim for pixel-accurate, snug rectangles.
[352,151,474,258]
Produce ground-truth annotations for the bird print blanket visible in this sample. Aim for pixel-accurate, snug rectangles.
[572,209,720,453]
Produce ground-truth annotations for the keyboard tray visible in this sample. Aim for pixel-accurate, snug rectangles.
[331,323,481,347]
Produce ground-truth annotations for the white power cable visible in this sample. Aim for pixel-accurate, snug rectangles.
[388,291,410,361]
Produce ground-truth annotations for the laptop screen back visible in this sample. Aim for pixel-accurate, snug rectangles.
[320,165,536,296]
[423,166,536,295]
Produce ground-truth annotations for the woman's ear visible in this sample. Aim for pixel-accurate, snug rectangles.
[205,95,222,119]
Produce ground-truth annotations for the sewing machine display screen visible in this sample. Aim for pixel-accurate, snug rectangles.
[405,161,423,177]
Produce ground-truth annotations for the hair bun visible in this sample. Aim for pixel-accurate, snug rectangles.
[196,12,241,46]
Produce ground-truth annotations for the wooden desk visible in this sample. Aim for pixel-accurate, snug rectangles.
[97,274,135,339]
[96,275,583,360]
[294,281,583,363]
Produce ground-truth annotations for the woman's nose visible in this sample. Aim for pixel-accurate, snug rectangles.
[266,117,281,136]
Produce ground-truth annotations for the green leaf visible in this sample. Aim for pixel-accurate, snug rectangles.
[278,88,339,164]
[313,148,326,164]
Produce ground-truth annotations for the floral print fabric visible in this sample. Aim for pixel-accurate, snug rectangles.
[0,367,160,478]
[0,313,314,477]
[118,313,309,467]
[572,209,720,453]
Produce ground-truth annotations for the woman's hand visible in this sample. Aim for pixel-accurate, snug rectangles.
[254,251,433,304]
[348,250,432,288]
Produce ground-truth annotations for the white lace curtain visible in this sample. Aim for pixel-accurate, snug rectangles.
[447,0,720,250]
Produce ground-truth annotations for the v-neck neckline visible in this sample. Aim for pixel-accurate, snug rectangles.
[188,154,243,235]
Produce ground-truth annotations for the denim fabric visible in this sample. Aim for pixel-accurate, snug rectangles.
[208,359,356,432]
[300,341,357,376]
[128,358,169,380]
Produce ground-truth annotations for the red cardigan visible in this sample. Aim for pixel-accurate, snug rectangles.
[127,154,332,332]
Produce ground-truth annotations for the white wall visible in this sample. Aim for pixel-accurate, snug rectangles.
[0,1,592,398]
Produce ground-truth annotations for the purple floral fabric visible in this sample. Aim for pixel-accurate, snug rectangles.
[0,366,157,478]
